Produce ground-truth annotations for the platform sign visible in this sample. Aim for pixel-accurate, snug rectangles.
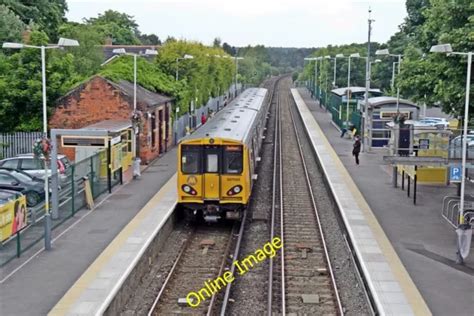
[419,139,430,150]
[450,165,462,183]
[61,136,107,148]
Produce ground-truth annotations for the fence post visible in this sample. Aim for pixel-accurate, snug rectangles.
[71,165,75,216]
[89,156,95,197]
[16,231,21,258]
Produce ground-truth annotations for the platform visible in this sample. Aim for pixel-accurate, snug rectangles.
[296,88,474,316]
[49,175,177,315]
[0,148,178,316]
[292,89,431,315]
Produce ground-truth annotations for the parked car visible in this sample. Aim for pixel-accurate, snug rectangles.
[0,154,71,185]
[419,117,450,129]
[0,169,46,206]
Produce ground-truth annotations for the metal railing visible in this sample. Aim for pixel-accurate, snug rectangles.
[0,132,43,159]
[0,150,119,267]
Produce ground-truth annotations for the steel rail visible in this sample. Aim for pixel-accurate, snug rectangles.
[288,96,344,314]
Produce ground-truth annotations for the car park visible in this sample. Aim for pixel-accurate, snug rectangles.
[0,169,46,206]
[0,154,71,185]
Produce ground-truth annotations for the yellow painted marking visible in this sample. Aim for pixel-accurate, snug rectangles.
[49,174,177,316]
[293,90,431,316]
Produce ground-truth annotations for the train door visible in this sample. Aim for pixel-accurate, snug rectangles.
[203,146,221,200]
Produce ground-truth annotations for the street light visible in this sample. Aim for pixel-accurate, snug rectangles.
[234,56,244,97]
[343,53,361,128]
[176,54,194,81]
[304,57,316,90]
[104,48,158,164]
[334,54,345,87]
[2,37,79,251]
[430,44,472,261]
[375,49,403,113]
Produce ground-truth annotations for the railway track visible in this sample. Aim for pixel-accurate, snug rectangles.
[147,222,238,315]
[268,77,343,315]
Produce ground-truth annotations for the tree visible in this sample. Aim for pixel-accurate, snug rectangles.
[0,0,68,41]
[222,42,236,56]
[0,4,25,42]
[85,10,140,45]
[213,37,221,48]
[58,22,104,79]
[0,30,77,131]
[138,33,161,45]
[397,0,473,115]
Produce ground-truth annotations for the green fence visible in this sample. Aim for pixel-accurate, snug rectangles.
[0,150,121,267]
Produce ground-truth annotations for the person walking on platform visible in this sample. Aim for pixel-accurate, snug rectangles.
[352,135,361,165]
[201,112,207,125]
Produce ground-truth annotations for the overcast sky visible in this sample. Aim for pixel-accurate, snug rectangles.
[66,0,407,48]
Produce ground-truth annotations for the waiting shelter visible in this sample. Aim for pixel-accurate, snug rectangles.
[360,96,420,147]
[328,87,383,133]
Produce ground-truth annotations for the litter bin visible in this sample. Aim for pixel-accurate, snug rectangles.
[133,157,141,179]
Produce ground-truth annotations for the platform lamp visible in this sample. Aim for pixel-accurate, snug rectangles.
[176,54,194,81]
[101,48,158,169]
[2,37,80,250]
[430,44,472,263]
[303,57,316,92]
[344,53,361,128]
[334,54,345,88]
[234,56,244,97]
[375,49,403,113]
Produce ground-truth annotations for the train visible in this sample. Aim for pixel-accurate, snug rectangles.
[177,88,269,221]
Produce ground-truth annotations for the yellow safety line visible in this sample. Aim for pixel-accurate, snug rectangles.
[49,174,177,316]
[294,90,431,315]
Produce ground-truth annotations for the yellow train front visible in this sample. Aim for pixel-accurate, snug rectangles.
[178,88,268,221]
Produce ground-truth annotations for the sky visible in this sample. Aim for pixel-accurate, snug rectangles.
[66,0,408,48]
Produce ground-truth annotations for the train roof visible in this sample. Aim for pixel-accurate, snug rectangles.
[181,88,268,144]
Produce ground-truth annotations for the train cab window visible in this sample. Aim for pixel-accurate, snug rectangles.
[181,145,201,174]
[224,145,243,174]
[206,154,219,173]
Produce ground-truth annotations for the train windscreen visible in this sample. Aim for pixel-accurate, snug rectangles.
[181,145,202,174]
[224,145,243,174]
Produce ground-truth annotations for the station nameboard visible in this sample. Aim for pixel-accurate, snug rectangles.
[61,136,108,148]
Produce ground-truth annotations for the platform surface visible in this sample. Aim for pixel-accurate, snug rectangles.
[0,148,177,316]
[297,88,474,316]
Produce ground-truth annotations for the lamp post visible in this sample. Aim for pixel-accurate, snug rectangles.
[344,53,361,127]
[430,45,472,255]
[103,48,158,159]
[3,37,79,250]
[176,54,194,81]
[376,49,403,113]
[391,61,399,90]
[234,56,244,97]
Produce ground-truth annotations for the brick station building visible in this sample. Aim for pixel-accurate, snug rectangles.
[50,75,174,164]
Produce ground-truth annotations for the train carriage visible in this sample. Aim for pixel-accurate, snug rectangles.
[178,88,268,221]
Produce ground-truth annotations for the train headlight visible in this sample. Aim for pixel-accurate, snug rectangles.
[227,185,242,196]
[182,185,197,195]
